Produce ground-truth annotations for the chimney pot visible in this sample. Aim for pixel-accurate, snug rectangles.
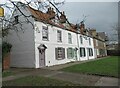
[52,8,54,11]
[63,11,65,15]
[49,7,51,10]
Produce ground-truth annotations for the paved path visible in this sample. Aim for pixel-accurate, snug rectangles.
[3,69,100,86]
[2,56,119,86]
[3,68,119,86]
[95,77,119,86]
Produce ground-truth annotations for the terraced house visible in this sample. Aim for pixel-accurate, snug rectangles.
[89,29,108,58]
[6,2,107,68]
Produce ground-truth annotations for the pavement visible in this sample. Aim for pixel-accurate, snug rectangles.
[2,56,119,86]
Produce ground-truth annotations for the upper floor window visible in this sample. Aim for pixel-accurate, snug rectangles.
[42,26,48,41]
[57,30,62,42]
[14,15,19,24]
[89,38,91,45]
[68,33,72,44]
[80,36,83,44]
[80,47,86,57]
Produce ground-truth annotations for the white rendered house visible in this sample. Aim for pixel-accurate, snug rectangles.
[7,2,95,68]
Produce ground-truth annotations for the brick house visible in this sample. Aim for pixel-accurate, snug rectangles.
[89,29,107,58]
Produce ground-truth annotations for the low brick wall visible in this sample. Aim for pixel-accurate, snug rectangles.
[3,53,10,70]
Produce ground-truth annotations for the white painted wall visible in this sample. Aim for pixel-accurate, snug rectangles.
[78,34,95,61]
[6,4,36,68]
[34,21,78,68]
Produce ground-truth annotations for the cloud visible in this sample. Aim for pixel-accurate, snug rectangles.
[59,2,118,40]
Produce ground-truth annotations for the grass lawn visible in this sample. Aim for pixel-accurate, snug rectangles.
[2,70,14,77]
[61,56,119,77]
[3,76,80,86]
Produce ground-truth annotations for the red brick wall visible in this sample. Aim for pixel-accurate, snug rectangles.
[3,53,10,70]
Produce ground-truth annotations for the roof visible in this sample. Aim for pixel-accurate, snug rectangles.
[89,29,108,42]
[13,2,107,39]
[27,6,50,22]
[97,32,106,40]
[27,6,77,33]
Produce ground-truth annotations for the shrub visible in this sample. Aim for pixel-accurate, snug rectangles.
[2,42,12,58]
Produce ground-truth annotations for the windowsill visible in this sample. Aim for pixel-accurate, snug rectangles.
[68,57,74,59]
[56,58,64,60]
[42,39,49,41]
[57,41,62,43]
[89,56,93,57]
[80,56,86,57]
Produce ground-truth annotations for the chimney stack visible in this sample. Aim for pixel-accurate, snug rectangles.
[89,29,97,37]
[60,11,67,23]
[79,21,85,34]
[47,7,55,19]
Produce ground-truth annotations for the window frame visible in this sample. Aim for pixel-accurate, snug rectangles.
[42,26,49,41]
[55,47,65,60]
[89,38,91,45]
[57,30,62,42]
[80,47,86,57]
[67,48,74,59]
[57,48,63,59]
[80,36,83,44]
[68,33,72,44]
[88,48,93,56]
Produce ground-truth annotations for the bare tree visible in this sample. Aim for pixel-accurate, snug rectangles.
[0,0,65,37]
[108,23,119,44]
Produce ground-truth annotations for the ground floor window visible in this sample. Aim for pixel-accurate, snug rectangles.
[67,48,74,59]
[99,49,105,55]
[80,47,86,57]
[55,47,65,60]
[88,48,93,56]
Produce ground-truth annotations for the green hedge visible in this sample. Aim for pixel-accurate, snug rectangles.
[2,42,12,58]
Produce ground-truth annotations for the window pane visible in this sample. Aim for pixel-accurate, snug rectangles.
[80,36,83,44]
[56,47,65,60]
[58,48,62,58]
[42,26,48,40]
[68,33,72,44]
[67,48,74,58]
[57,30,62,42]
[89,38,91,45]
[80,47,85,57]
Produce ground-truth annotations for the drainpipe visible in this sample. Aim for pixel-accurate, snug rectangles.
[76,27,80,61]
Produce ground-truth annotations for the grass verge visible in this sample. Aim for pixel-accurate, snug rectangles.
[2,70,14,77]
[61,56,119,77]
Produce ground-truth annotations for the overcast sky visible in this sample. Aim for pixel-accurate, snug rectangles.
[59,2,118,41]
